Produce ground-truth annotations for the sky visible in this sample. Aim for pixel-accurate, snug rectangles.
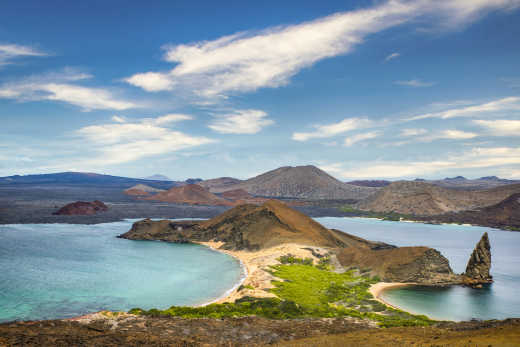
[1,0,520,181]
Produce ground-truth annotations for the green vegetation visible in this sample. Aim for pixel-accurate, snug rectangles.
[130,256,435,327]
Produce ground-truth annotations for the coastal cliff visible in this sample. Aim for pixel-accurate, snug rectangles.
[120,200,462,285]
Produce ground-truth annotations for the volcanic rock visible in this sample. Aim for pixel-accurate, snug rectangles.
[120,200,460,284]
[464,232,492,285]
[53,200,108,215]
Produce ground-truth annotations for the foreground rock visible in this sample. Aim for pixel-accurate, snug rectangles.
[1,315,519,346]
[53,200,108,215]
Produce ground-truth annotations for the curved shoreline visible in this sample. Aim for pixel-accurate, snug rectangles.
[195,242,248,306]
[369,282,417,312]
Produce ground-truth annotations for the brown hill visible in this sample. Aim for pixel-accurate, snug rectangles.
[209,165,377,200]
[220,189,253,200]
[424,193,520,230]
[124,184,165,196]
[146,184,234,206]
[357,181,520,216]
[198,177,243,192]
[119,200,468,285]
[53,200,108,215]
[121,200,348,250]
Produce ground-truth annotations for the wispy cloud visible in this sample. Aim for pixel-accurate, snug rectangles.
[384,52,400,62]
[125,0,518,99]
[292,118,372,141]
[400,128,477,142]
[321,146,520,179]
[0,43,47,66]
[401,128,428,137]
[474,119,520,136]
[208,109,274,134]
[394,79,435,87]
[77,115,213,165]
[406,96,520,121]
[0,70,136,111]
[344,131,381,146]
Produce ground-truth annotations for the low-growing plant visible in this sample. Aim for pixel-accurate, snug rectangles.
[129,256,436,327]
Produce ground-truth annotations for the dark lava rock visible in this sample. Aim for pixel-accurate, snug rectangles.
[53,200,108,216]
[464,232,492,285]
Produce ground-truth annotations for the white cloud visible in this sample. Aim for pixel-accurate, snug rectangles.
[344,131,381,146]
[406,96,520,121]
[427,130,478,140]
[0,70,136,111]
[474,119,520,136]
[125,0,519,98]
[112,115,126,123]
[384,52,400,61]
[394,79,435,87]
[77,115,213,165]
[399,128,477,142]
[292,118,372,141]
[0,43,47,66]
[208,109,274,134]
[153,113,193,124]
[401,128,428,136]
[124,72,175,92]
[321,146,520,179]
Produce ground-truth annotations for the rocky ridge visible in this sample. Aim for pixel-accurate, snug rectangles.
[53,200,108,215]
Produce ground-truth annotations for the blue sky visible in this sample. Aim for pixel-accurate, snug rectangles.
[1,0,520,180]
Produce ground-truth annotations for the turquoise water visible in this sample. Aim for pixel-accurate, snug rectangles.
[0,220,243,322]
[317,217,520,321]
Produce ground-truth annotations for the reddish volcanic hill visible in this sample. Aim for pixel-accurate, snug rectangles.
[146,184,234,206]
[53,200,108,215]
[221,189,253,200]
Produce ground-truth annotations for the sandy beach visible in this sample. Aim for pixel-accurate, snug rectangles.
[197,242,329,303]
[369,282,415,311]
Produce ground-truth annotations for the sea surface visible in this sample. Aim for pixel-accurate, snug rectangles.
[317,217,520,321]
[2,218,519,322]
[0,220,243,322]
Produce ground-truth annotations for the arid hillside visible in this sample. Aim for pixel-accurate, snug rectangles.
[146,184,234,206]
[208,165,377,200]
[357,181,520,216]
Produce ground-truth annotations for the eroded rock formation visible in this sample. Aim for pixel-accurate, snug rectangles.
[463,232,493,286]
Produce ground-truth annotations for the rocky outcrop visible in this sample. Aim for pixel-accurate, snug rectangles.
[336,246,460,285]
[53,200,108,215]
[463,232,493,286]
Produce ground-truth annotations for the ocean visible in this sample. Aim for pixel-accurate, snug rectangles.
[0,220,243,322]
[317,217,520,321]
